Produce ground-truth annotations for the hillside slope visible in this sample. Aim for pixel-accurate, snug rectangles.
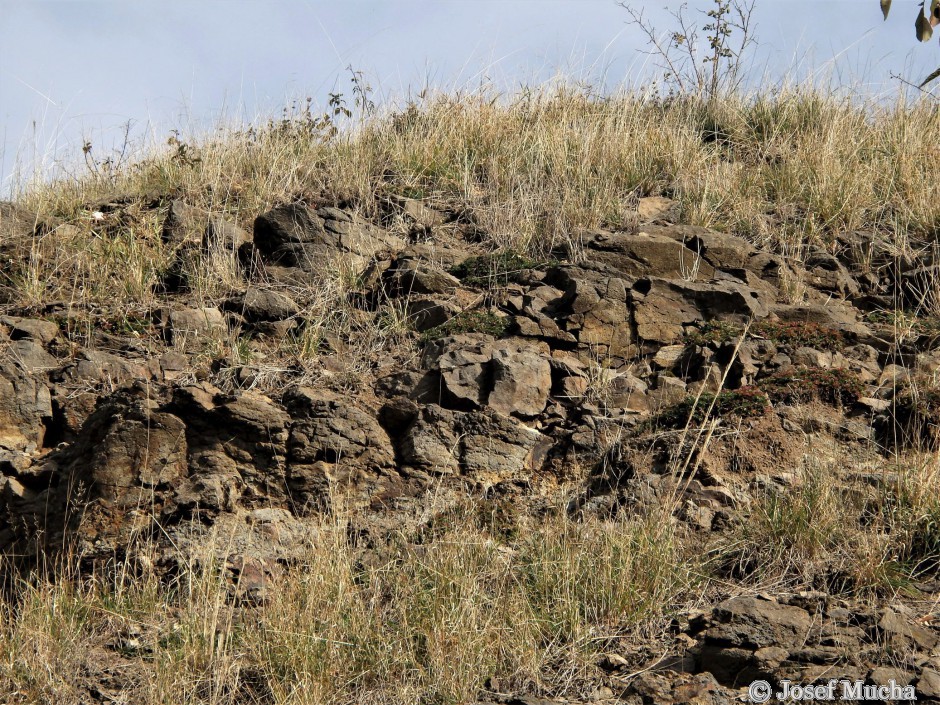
[2,89,940,704]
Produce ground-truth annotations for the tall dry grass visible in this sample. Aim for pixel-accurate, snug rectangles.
[0,510,701,705]
[11,85,940,293]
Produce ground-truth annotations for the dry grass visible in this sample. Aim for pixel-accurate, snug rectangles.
[8,85,940,312]
[4,83,940,702]
[5,83,940,390]
[0,510,701,705]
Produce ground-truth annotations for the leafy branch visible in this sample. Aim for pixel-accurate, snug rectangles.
[620,0,757,100]
[881,0,940,86]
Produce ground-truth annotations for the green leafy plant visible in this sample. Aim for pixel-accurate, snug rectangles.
[421,310,509,342]
[655,386,770,428]
[757,366,865,405]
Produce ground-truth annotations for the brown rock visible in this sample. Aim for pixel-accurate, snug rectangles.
[436,338,493,409]
[285,387,396,509]
[588,230,716,281]
[0,360,52,451]
[398,404,462,476]
[633,278,770,347]
[457,408,546,481]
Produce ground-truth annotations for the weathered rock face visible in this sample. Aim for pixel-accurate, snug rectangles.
[162,200,252,252]
[544,266,635,357]
[68,386,188,509]
[164,306,226,343]
[584,230,717,281]
[489,341,552,417]
[396,403,548,483]
[170,384,291,512]
[683,593,939,695]
[0,359,52,451]
[284,387,396,510]
[7,187,940,701]
[422,335,553,419]
[254,203,404,275]
[632,277,770,348]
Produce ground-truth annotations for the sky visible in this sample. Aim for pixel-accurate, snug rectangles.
[1,0,939,196]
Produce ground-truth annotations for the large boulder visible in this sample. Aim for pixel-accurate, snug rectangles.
[254,204,404,275]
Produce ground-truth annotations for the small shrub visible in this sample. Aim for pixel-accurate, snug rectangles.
[750,320,845,351]
[684,320,742,347]
[448,251,554,288]
[757,366,864,405]
[656,386,769,428]
[421,310,508,342]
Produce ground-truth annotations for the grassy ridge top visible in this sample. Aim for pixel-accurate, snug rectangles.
[14,86,940,262]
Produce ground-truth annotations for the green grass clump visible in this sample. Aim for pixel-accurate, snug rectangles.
[656,386,770,428]
[421,310,508,342]
[757,366,864,405]
[448,251,552,288]
[750,320,845,351]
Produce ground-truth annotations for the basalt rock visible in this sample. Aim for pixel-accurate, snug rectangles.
[254,203,404,275]
[284,387,397,511]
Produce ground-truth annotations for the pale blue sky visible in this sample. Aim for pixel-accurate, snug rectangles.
[1,1,938,196]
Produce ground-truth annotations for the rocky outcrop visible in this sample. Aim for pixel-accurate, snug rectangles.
[5,189,940,699]
[253,203,404,275]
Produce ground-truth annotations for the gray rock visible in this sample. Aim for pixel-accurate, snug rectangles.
[488,341,552,418]
[226,288,300,322]
[792,346,832,369]
[550,266,634,357]
[398,404,461,475]
[436,338,493,409]
[385,258,460,296]
[167,307,225,343]
[162,199,251,252]
[2,317,59,344]
[254,203,403,274]
[457,409,546,481]
[6,340,57,372]
[406,299,459,332]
